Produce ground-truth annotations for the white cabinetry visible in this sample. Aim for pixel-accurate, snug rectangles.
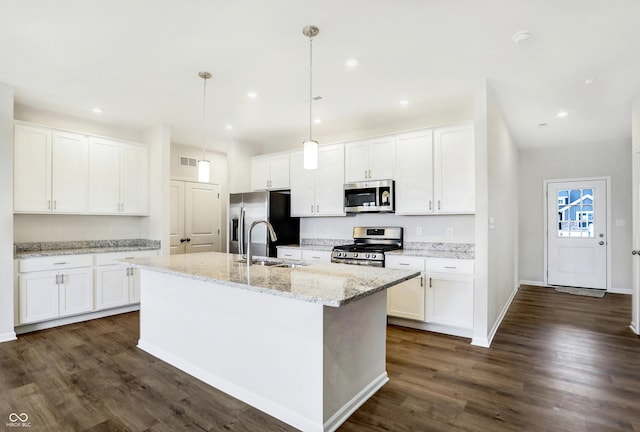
[301,249,332,263]
[251,153,290,191]
[385,256,425,321]
[425,259,474,329]
[433,125,475,213]
[94,250,157,310]
[88,137,149,215]
[395,125,474,215]
[14,124,88,213]
[18,255,93,324]
[345,136,395,182]
[290,144,345,217]
[276,247,302,260]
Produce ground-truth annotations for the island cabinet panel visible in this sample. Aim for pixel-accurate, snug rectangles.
[137,268,390,432]
[14,124,88,214]
[250,153,290,191]
[290,143,345,217]
[344,136,395,182]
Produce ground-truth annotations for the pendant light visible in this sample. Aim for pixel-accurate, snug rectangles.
[303,25,319,170]
[198,71,212,182]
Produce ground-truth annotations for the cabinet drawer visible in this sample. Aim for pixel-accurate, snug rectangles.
[385,255,425,271]
[277,248,302,260]
[20,254,93,272]
[426,259,474,275]
[301,250,332,262]
[95,250,158,266]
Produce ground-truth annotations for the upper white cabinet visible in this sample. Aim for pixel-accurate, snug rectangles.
[345,136,395,182]
[251,153,290,191]
[395,125,474,215]
[394,129,434,215]
[88,137,149,215]
[14,124,88,214]
[434,125,475,213]
[290,143,345,217]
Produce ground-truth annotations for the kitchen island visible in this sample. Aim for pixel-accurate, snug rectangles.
[128,252,419,432]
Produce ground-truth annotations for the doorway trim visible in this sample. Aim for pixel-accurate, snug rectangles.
[543,176,612,290]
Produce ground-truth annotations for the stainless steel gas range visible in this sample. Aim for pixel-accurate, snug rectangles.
[331,226,403,267]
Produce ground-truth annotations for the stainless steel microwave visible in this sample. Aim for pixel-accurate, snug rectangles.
[344,179,395,213]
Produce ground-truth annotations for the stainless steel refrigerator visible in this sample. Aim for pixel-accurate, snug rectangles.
[228,191,300,257]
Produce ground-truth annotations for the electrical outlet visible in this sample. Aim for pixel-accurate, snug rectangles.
[616,219,626,227]
[416,226,422,236]
[446,227,453,237]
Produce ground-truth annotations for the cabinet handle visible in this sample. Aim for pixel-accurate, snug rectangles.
[438,200,441,210]
[429,201,432,211]
[398,263,410,266]
[444,266,457,269]
[53,262,67,265]
[55,274,60,284]
[312,256,320,259]
[429,277,432,288]
[284,254,292,257]
[311,205,314,213]
[316,205,319,213]
[48,200,51,210]
[53,200,56,210]
[420,276,424,287]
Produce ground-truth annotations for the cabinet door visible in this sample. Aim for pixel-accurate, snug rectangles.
[88,137,121,213]
[344,141,370,182]
[14,124,52,213]
[250,156,270,191]
[425,272,474,329]
[289,151,316,217]
[269,154,290,189]
[315,144,345,216]
[120,143,149,214]
[367,136,395,180]
[51,131,88,213]
[185,182,221,253]
[386,256,425,320]
[59,267,94,316]
[129,266,141,303]
[95,264,129,310]
[169,181,186,255]
[395,130,433,214]
[19,270,59,324]
[434,125,475,213]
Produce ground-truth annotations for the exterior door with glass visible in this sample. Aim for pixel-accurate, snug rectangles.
[547,179,607,289]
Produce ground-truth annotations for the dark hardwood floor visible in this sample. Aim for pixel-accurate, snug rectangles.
[1,285,639,431]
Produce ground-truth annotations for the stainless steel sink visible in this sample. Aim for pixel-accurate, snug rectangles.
[235,259,307,268]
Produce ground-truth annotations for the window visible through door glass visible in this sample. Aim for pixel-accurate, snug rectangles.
[557,189,594,238]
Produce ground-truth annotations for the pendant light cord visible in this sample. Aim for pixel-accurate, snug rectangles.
[309,35,313,142]
[202,76,207,161]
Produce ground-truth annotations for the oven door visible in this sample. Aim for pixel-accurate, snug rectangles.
[330,256,384,267]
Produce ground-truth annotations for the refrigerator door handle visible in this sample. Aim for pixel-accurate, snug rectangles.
[238,207,244,255]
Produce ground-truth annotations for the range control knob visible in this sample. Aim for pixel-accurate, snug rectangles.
[353,253,358,258]
[365,254,371,259]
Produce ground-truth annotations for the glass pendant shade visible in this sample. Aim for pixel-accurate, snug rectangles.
[303,140,318,170]
[198,159,210,183]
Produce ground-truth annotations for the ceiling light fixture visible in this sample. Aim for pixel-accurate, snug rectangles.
[346,58,358,68]
[92,107,103,114]
[197,71,212,183]
[399,99,409,106]
[557,111,568,118]
[314,118,322,124]
[512,30,532,44]
[225,124,233,130]
[247,91,257,99]
[585,77,595,85]
[303,25,320,170]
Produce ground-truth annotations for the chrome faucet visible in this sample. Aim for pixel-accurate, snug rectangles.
[247,220,278,265]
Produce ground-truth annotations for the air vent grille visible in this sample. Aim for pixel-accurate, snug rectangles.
[179,156,198,167]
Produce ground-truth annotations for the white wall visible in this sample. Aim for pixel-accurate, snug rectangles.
[486,87,519,337]
[142,125,171,255]
[227,140,260,193]
[0,84,16,342]
[300,214,474,243]
[518,140,632,292]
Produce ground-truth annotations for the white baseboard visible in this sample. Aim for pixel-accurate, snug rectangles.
[471,284,520,348]
[630,322,639,335]
[0,331,17,343]
[15,304,140,335]
[519,280,547,287]
[608,287,633,295]
[386,318,473,339]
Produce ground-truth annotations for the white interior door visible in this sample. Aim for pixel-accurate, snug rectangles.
[169,180,186,255]
[547,179,607,289]
[185,182,221,253]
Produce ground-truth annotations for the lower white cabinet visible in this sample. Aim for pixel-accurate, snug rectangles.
[19,255,93,324]
[301,249,332,263]
[386,255,474,333]
[94,250,157,310]
[385,256,425,321]
[276,247,302,260]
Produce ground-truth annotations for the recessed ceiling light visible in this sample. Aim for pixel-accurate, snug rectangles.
[312,95,323,101]
[585,77,595,85]
[313,118,322,124]
[346,58,358,68]
[538,122,549,128]
[247,92,257,99]
[92,107,103,114]
[512,30,532,44]
[557,111,568,118]
[399,99,409,106]
[225,124,233,130]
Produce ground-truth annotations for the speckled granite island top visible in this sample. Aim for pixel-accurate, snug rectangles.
[128,252,420,307]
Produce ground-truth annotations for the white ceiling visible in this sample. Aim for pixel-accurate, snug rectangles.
[2,0,640,152]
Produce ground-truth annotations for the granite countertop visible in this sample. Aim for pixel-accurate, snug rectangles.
[387,249,475,260]
[15,239,161,259]
[127,252,419,307]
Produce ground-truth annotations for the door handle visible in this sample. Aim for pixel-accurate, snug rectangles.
[180,238,187,243]
[633,250,640,255]
[599,241,605,246]
[186,238,191,242]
